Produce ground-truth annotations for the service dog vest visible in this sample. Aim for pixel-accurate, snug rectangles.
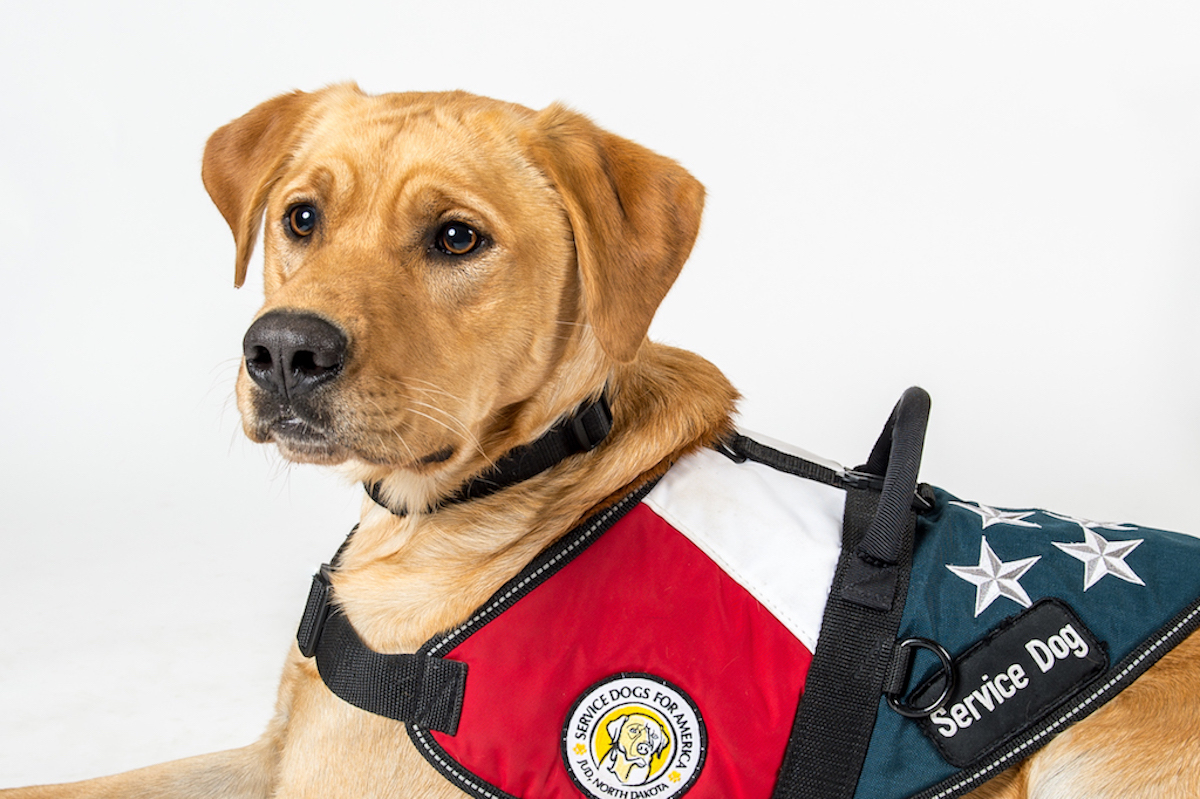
[299,396,1200,799]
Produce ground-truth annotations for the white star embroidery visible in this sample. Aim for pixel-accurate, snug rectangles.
[947,536,1042,617]
[951,501,1041,529]
[1044,511,1138,534]
[1053,529,1145,591]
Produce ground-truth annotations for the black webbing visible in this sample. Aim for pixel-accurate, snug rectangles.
[724,434,842,488]
[312,608,467,734]
[297,562,468,735]
[771,387,928,799]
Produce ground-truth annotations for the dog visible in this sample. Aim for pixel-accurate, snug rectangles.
[3,84,1197,799]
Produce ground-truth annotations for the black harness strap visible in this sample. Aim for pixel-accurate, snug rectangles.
[772,387,930,799]
[296,564,468,734]
[315,607,468,734]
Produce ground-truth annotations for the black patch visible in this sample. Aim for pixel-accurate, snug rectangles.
[915,599,1107,767]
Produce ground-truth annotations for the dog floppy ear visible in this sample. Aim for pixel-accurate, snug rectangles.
[524,106,705,363]
[650,723,668,756]
[606,714,629,741]
[202,89,320,287]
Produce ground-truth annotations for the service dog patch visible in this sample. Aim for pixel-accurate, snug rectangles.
[914,599,1107,767]
[562,673,707,799]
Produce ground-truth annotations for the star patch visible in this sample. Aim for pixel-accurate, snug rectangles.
[1052,529,1145,590]
[947,536,1041,617]
[951,501,1041,530]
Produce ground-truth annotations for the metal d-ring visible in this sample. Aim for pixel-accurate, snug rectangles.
[885,637,956,719]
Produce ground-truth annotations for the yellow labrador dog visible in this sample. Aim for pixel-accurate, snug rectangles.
[3,84,1197,799]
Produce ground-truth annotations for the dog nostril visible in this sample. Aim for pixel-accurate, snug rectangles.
[247,345,274,370]
[291,349,339,378]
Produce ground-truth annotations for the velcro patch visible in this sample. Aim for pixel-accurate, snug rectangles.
[915,599,1107,767]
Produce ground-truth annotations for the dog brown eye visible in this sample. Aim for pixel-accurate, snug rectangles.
[436,222,481,255]
[287,204,318,238]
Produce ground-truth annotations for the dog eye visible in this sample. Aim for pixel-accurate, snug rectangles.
[286,204,319,238]
[436,222,481,256]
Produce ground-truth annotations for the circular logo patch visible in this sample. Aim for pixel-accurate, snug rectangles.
[561,673,707,798]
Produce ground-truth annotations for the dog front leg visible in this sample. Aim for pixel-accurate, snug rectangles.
[0,735,279,799]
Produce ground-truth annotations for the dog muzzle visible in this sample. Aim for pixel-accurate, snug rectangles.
[297,388,1200,799]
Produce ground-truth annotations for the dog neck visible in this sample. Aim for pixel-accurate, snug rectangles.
[326,342,739,652]
[362,394,615,517]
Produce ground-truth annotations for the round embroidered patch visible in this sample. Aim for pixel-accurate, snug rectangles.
[561,673,707,798]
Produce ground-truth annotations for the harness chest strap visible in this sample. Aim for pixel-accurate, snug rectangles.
[298,565,468,734]
[295,437,845,799]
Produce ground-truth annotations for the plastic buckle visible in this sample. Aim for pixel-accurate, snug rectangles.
[297,563,334,658]
[570,395,613,452]
[842,469,885,491]
[715,436,748,463]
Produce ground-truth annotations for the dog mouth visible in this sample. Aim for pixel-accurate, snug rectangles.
[251,404,460,470]
[260,415,351,465]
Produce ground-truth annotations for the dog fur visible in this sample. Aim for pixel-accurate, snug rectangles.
[3,84,1197,798]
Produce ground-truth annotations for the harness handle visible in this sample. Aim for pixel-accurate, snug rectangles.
[856,386,932,569]
[833,386,930,612]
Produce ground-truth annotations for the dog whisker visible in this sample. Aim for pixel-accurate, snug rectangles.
[404,405,493,468]
[358,394,423,467]
[405,399,487,456]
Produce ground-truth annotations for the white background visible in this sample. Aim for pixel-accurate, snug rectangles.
[3,0,1199,787]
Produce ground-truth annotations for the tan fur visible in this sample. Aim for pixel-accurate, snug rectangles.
[3,85,1196,798]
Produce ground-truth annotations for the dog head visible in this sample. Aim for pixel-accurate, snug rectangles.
[606,712,669,780]
[202,85,704,501]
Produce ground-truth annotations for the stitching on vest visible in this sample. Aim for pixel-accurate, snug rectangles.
[425,497,635,658]
[411,726,511,799]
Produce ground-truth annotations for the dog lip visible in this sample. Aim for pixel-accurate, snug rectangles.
[268,416,337,450]
[272,416,323,437]
[266,417,351,464]
[418,446,456,465]
[253,407,455,470]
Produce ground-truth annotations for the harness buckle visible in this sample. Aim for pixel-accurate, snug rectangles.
[569,394,613,452]
[297,563,335,658]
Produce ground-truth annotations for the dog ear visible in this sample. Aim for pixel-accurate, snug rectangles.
[652,724,668,755]
[606,714,629,741]
[524,106,705,363]
[202,89,320,287]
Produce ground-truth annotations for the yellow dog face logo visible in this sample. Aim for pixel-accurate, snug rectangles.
[602,713,670,785]
[562,673,707,799]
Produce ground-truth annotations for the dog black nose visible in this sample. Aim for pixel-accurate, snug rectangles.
[242,311,347,399]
